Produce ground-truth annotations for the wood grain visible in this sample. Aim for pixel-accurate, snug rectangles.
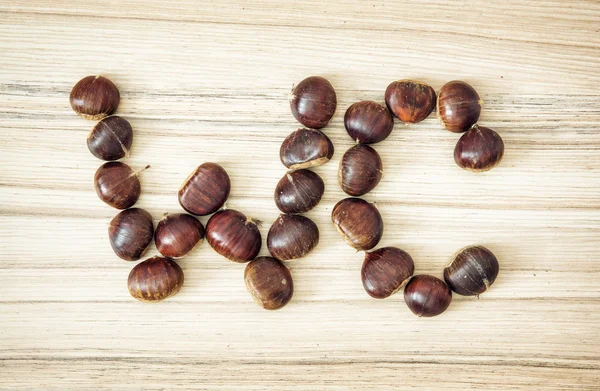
[1,0,600,389]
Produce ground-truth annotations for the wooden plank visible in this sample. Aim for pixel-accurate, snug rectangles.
[1,0,599,389]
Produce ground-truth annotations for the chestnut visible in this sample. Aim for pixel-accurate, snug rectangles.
[108,208,154,261]
[331,198,383,251]
[70,75,120,120]
[155,213,204,259]
[289,76,337,129]
[385,80,436,124]
[444,245,499,296]
[127,256,184,302]
[274,169,324,214]
[178,163,230,216]
[454,125,504,172]
[437,80,482,132]
[94,162,148,209]
[205,209,261,263]
[361,247,414,299]
[403,275,452,317]
[338,144,383,196]
[344,101,394,144]
[280,128,334,169]
[87,116,133,161]
[244,256,293,310]
[267,214,319,261]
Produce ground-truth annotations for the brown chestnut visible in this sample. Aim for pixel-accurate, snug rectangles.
[70,75,120,120]
[331,198,383,251]
[437,80,482,132]
[155,213,204,259]
[338,144,383,196]
[444,245,499,296]
[244,256,293,310]
[206,209,261,263]
[267,214,319,261]
[178,163,230,216]
[280,128,334,169]
[108,208,154,261]
[289,76,337,129]
[404,275,452,317]
[454,125,504,172]
[127,256,184,302]
[274,169,324,214]
[87,116,133,161]
[385,80,436,124]
[344,101,394,144]
[94,162,148,209]
[362,247,414,299]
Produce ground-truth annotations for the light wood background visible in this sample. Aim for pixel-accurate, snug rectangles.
[1,1,599,389]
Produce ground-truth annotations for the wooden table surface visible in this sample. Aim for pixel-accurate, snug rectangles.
[1,1,600,389]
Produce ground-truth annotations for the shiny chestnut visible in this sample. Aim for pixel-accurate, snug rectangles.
[362,247,414,299]
[454,125,504,172]
[404,275,452,317]
[444,245,499,296]
[274,169,324,214]
[127,256,184,302]
[338,144,383,196]
[331,198,383,251]
[244,256,293,310]
[344,101,394,144]
[87,116,133,161]
[267,214,319,261]
[155,213,204,259]
[94,162,148,209]
[205,209,261,263]
[178,163,230,216]
[280,128,334,169]
[70,75,120,120]
[289,76,337,129]
[108,208,154,261]
[437,80,482,132]
[385,80,436,124]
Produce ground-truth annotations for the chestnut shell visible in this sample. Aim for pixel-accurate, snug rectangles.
[178,163,231,216]
[280,128,334,170]
[155,213,205,259]
[362,247,415,299]
[274,169,324,214]
[267,214,319,261]
[437,80,482,132]
[244,256,294,310]
[454,125,504,172]
[70,75,120,120]
[108,208,154,261]
[338,144,383,196]
[87,116,133,161]
[444,245,499,296]
[344,101,394,144]
[205,209,261,263]
[404,275,452,317]
[331,198,383,251]
[289,76,337,129]
[127,256,184,302]
[94,162,142,209]
[385,80,436,124]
